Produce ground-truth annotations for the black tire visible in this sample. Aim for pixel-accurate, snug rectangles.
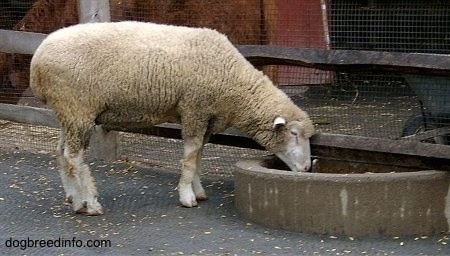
[402,113,427,137]
[402,113,449,144]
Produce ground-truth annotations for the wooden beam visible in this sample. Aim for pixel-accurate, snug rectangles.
[311,133,450,160]
[0,29,46,54]
[0,103,262,149]
[401,127,450,141]
[0,103,449,161]
[105,123,264,150]
[237,45,450,76]
[0,30,449,77]
[0,103,58,127]
[90,125,119,161]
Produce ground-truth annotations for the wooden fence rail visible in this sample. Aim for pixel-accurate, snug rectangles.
[2,30,450,75]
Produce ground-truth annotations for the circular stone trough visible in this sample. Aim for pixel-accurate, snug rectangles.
[235,156,450,236]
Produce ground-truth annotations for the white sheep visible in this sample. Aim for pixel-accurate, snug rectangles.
[30,21,315,215]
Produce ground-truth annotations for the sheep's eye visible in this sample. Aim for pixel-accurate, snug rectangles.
[290,130,298,136]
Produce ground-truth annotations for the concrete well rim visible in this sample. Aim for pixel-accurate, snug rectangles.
[234,156,450,236]
[235,156,448,181]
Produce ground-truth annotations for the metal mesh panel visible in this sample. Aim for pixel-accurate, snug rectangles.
[329,0,450,54]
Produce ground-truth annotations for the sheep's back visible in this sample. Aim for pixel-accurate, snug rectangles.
[32,22,244,111]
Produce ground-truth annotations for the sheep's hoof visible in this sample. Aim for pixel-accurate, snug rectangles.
[85,207,104,216]
[179,184,199,207]
[75,207,88,214]
[64,196,73,205]
[195,193,208,201]
[74,201,104,215]
[180,198,198,208]
[86,200,104,215]
[179,192,198,208]
[75,208,103,216]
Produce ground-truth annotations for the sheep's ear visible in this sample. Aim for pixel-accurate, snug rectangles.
[273,116,286,129]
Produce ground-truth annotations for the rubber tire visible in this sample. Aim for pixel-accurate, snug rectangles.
[402,113,427,137]
[402,113,449,144]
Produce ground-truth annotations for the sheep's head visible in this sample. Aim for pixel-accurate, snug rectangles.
[270,116,315,172]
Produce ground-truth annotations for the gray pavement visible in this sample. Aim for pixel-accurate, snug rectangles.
[0,150,449,255]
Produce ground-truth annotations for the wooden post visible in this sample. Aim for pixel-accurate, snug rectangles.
[77,0,111,23]
[89,125,119,162]
[77,0,118,161]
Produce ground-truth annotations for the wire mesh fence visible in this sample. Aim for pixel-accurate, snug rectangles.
[119,133,267,177]
[0,0,449,175]
[0,120,58,154]
[329,0,450,54]
[327,0,450,143]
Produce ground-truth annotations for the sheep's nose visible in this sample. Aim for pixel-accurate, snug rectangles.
[298,161,311,172]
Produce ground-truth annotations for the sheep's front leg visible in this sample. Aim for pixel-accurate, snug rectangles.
[179,136,206,207]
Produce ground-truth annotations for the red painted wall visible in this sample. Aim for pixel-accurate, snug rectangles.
[271,0,332,85]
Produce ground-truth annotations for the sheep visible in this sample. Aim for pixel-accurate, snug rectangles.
[30,21,315,215]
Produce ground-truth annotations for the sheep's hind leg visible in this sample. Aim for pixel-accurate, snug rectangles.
[65,149,103,215]
[62,126,103,215]
[179,136,207,207]
[56,132,77,204]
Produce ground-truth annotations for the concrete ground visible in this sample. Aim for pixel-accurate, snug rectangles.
[0,150,449,255]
